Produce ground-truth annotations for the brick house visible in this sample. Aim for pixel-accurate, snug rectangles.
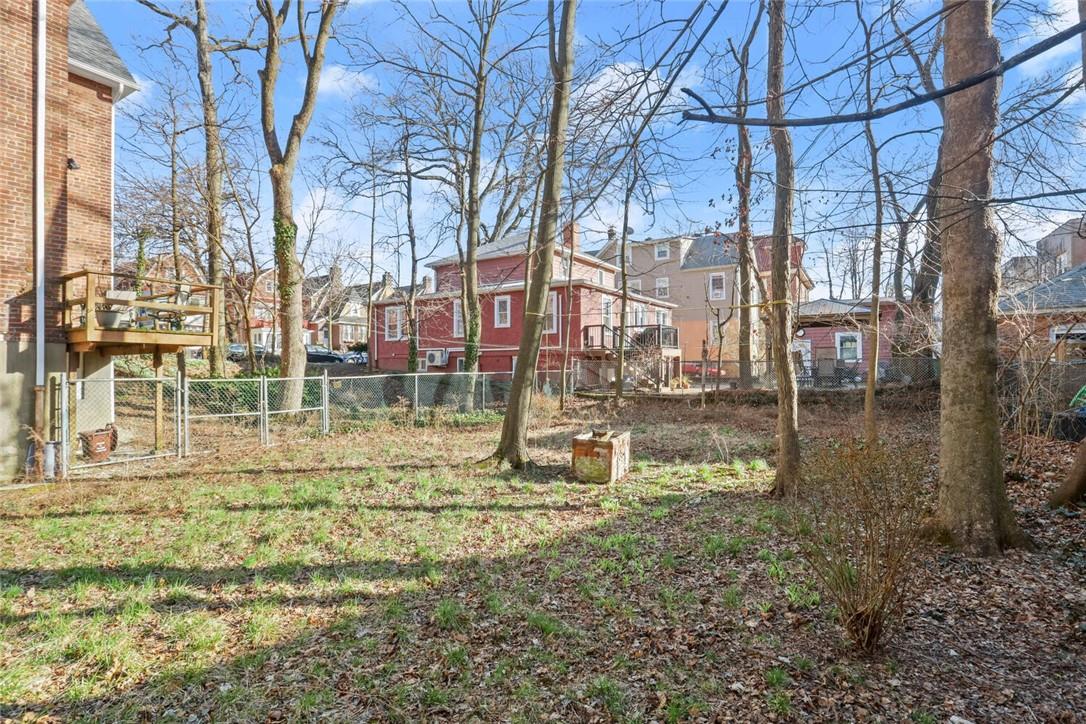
[796,298,900,382]
[370,226,679,384]
[303,268,400,352]
[590,231,812,372]
[1,1,142,476]
[999,262,1086,361]
[3,2,221,479]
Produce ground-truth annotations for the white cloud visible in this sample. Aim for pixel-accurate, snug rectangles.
[1018,0,1080,77]
[317,65,376,98]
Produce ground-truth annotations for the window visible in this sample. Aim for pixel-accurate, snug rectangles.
[417,355,428,372]
[342,325,354,342]
[656,310,668,326]
[597,269,605,286]
[655,242,670,260]
[655,277,669,299]
[494,296,511,328]
[384,306,404,341]
[836,332,860,362]
[709,272,727,300]
[456,357,466,372]
[545,291,560,334]
[628,279,641,293]
[452,300,464,338]
[264,279,273,294]
[602,298,613,328]
[633,304,647,327]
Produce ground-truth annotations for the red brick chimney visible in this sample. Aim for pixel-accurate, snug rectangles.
[561,221,580,253]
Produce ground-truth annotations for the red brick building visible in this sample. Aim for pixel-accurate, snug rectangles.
[1,1,137,476]
[370,226,679,382]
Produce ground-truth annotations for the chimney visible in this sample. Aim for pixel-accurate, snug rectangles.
[382,271,394,287]
[421,275,433,293]
[561,221,580,254]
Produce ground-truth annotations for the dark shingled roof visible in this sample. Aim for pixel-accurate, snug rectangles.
[1000,262,1086,313]
[69,0,137,87]
[679,233,740,269]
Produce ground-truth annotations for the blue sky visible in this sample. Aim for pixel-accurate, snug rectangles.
[88,0,1086,297]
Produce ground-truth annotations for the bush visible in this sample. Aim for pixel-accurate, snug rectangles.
[793,440,929,652]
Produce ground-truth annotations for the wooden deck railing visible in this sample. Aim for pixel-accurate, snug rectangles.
[60,269,221,353]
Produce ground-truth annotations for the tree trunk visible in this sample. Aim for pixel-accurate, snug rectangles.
[494,0,577,467]
[859,1,883,446]
[614,151,636,402]
[271,170,306,406]
[365,174,377,371]
[1051,437,1086,507]
[934,0,1025,553]
[734,2,762,390]
[195,0,226,377]
[766,0,801,496]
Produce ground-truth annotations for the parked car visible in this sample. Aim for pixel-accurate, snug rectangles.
[341,351,368,365]
[305,344,343,364]
[227,343,265,361]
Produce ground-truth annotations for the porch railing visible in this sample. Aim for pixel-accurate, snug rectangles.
[582,324,679,351]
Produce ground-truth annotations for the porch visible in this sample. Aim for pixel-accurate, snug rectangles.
[61,269,221,356]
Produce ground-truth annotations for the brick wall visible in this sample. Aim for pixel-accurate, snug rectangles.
[0,2,115,344]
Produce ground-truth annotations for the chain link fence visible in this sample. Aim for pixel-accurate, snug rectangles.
[57,375,182,472]
[572,357,941,393]
[38,371,554,476]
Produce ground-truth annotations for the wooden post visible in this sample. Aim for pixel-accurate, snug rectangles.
[85,271,98,339]
[153,348,164,452]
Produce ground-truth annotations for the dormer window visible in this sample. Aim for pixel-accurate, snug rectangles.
[655,242,670,260]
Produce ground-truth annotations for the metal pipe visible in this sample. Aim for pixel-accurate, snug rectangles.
[33,0,47,433]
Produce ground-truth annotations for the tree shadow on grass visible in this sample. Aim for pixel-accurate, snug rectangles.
[3,484,1082,722]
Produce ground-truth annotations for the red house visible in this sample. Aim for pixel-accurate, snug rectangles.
[370,226,680,385]
[796,298,901,383]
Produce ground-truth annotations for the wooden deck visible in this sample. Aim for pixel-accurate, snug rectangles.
[61,269,221,355]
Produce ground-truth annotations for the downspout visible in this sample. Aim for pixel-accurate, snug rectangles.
[34,0,47,438]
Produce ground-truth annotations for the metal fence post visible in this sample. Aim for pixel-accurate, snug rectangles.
[259,375,269,446]
[321,369,330,434]
[58,372,70,479]
[182,373,191,456]
[480,372,486,409]
[174,370,182,459]
[413,374,420,423]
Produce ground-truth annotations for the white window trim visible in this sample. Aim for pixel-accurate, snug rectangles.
[709,272,726,300]
[628,279,641,293]
[655,277,670,299]
[597,269,605,286]
[835,331,862,362]
[494,295,512,328]
[418,355,429,372]
[545,291,561,335]
[384,306,404,341]
[655,309,668,326]
[456,357,466,372]
[602,298,613,328]
[655,242,670,260]
[452,299,464,338]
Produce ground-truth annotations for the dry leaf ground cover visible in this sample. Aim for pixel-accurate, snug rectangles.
[0,397,1083,722]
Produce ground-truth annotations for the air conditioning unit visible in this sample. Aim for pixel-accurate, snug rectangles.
[425,349,449,367]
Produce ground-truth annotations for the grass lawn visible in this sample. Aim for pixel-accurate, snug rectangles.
[1,398,1083,721]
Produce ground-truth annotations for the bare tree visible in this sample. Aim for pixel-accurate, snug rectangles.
[254,0,340,407]
[933,0,1025,553]
[494,0,577,467]
[732,1,764,390]
[766,0,801,496]
[137,0,229,375]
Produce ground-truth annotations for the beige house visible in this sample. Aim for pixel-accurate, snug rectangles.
[591,231,811,369]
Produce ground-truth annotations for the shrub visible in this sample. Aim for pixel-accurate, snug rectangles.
[793,440,929,652]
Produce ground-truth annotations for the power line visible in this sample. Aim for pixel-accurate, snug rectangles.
[680,19,1086,127]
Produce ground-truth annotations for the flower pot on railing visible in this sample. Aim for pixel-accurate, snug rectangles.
[96,309,130,329]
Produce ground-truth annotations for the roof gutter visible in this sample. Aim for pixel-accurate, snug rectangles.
[68,58,139,100]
